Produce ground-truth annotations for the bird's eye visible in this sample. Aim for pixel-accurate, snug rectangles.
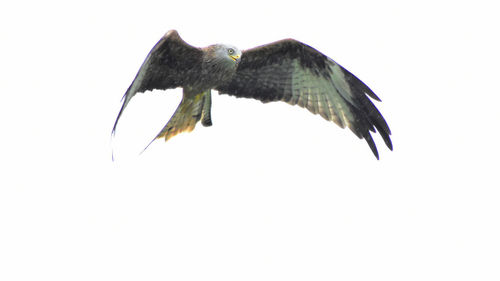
[228,48,234,55]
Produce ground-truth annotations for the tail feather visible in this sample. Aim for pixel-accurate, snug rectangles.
[156,96,202,141]
[144,90,212,151]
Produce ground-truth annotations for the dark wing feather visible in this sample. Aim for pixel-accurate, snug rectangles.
[112,30,203,134]
[216,39,392,159]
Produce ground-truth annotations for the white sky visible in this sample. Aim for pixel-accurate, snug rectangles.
[1,0,499,280]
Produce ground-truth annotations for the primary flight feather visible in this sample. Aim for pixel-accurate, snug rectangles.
[112,30,392,159]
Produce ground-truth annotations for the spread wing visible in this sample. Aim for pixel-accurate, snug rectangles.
[216,39,392,159]
[112,30,203,134]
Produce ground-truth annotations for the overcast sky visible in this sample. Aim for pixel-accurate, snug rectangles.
[1,0,499,280]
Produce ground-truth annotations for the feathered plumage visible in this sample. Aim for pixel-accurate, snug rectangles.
[113,30,392,159]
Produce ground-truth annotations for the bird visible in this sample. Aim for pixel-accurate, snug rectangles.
[112,30,392,159]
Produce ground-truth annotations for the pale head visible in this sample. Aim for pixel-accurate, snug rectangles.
[210,44,242,64]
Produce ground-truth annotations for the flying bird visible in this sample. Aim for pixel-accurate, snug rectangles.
[112,30,392,159]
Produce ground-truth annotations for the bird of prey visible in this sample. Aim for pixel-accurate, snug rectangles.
[112,30,392,159]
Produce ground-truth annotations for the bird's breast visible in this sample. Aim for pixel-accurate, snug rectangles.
[198,62,237,89]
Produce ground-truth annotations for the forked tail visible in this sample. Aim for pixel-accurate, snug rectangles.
[143,90,212,151]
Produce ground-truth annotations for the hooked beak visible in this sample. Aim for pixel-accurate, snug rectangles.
[230,54,240,62]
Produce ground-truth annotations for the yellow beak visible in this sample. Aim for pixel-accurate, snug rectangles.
[230,55,240,61]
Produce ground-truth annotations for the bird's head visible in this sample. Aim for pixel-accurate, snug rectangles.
[212,44,242,64]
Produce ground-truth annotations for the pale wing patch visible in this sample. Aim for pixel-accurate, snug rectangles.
[287,61,354,130]
[329,63,357,106]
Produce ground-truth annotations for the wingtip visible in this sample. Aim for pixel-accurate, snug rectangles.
[369,92,382,102]
[111,120,119,137]
[379,130,393,151]
[364,134,380,160]
[372,148,380,160]
[386,139,393,151]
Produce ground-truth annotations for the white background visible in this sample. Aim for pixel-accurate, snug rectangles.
[1,0,499,280]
